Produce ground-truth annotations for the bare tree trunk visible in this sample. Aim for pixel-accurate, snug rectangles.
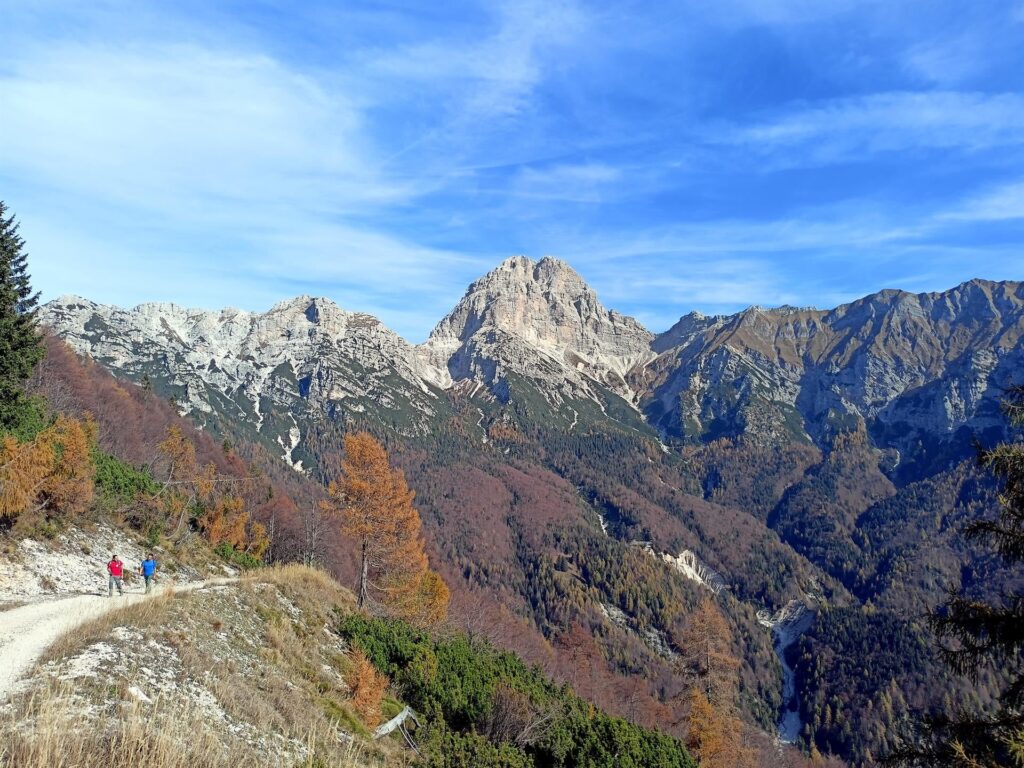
[358,538,369,609]
[301,496,323,566]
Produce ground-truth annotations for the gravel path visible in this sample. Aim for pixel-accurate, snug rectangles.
[0,579,232,701]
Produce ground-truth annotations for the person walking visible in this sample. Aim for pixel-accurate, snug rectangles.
[139,553,158,594]
[107,554,124,597]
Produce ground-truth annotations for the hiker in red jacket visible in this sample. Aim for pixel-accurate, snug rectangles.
[107,554,124,597]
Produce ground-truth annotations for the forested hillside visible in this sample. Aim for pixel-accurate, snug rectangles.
[36,251,1024,765]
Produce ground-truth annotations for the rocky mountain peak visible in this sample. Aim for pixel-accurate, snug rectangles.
[422,255,655,403]
[38,295,448,461]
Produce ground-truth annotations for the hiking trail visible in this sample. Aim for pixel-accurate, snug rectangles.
[0,578,234,701]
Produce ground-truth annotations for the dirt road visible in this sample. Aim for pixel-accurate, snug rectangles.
[0,580,230,701]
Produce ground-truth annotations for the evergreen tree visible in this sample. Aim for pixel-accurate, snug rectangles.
[0,201,44,434]
[898,385,1024,766]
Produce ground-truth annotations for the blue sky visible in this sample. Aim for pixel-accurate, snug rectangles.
[2,0,1024,340]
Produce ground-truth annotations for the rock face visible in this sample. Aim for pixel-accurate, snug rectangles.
[642,280,1024,478]
[422,256,655,404]
[41,294,448,463]
[41,262,1024,481]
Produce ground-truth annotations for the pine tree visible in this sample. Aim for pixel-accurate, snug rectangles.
[898,385,1024,766]
[0,202,44,434]
[323,431,448,625]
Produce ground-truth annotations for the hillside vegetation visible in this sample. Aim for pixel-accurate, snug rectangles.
[0,564,703,768]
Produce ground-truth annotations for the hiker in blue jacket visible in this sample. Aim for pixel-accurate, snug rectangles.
[139,553,158,594]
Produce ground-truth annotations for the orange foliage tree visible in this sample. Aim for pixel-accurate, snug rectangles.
[677,597,754,768]
[677,597,741,706]
[155,425,269,558]
[346,648,390,727]
[0,415,96,520]
[322,431,449,625]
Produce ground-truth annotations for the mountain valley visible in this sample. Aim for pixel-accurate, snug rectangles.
[37,256,1024,766]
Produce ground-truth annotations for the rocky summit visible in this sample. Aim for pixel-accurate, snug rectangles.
[41,260,1024,481]
[422,256,655,404]
[642,279,1024,479]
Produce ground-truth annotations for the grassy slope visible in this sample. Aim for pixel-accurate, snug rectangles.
[1,565,409,768]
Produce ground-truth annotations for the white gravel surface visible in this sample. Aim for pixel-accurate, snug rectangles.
[0,578,232,702]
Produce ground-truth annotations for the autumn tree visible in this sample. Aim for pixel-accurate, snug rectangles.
[154,425,268,558]
[323,431,449,625]
[677,597,741,707]
[346,648,390,727]
[676,597,753,767]
[0,201,45,436]
[0,415,96,520]
[39,415,96,515]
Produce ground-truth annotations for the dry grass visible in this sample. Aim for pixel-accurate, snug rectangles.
[244,563,356,608]
[12,565,409,768]
[0,681,368,768]
[42,588,177,662]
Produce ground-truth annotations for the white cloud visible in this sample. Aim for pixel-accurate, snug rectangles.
[943,180,1024,222]
[0,43,409,214]
[903,34,989,85]
[721,91,1024,163]
[509,162,622,202]
[364,0,588,120]
[0,37,491,339]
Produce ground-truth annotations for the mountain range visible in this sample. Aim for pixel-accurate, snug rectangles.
[39,256,1024,766]
[41,256,1024,476]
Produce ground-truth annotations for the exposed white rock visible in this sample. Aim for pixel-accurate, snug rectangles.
[41,294,448,441]
[0,525,155,602]
[42,273,1024,469]
[757,598,817,744]
[660,550,727,594]
[422,256,656,405]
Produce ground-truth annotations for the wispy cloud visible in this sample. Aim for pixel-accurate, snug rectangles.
[3,0,1024,340]
[508,163,623,202]
[0,43,405,213]
[718,91,1024,164]
[944,180,1024,222]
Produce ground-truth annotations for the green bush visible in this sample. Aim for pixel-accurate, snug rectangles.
[2,394,47,442]
[92,450,159,501]
[418,729,533,768]
[337,615,695,768]
[214,542,263,570]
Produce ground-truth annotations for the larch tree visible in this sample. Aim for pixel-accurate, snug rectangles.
[0,415,97,520]
[0,201,44,436]
[677,597,752,767]
[154,425,268,558]
[323,431,449,625]
[677,597,741,707]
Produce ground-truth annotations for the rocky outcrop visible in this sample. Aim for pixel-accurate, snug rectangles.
[642,280,1024,477]
[40,294,448,457]
[422,256,655,404]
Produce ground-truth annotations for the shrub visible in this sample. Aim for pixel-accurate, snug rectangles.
[93,450,159,502]
[213,542,264,570]
[345,649,389,728]
[337,615,696,768]
[418,728,533,768]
